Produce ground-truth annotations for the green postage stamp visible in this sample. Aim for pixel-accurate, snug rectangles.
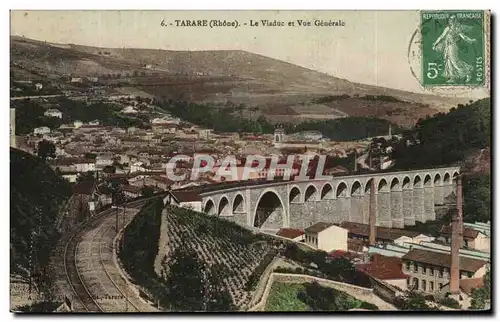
[421,11,485,87]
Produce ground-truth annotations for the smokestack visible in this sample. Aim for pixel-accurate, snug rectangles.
[449,208,462,299]
[369,179,376,246]
[457,176,463,233]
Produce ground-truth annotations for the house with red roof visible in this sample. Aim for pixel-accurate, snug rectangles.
[276,228,305,241]
[356,253,409,290]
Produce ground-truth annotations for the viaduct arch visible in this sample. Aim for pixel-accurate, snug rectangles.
[199,166,460,231]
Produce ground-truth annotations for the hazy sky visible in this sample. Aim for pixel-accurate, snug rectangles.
[10,10,489,98]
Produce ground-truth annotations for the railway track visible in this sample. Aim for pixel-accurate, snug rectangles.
[96,217,140,312]
[63,210,109,312]
[63,195,164,312]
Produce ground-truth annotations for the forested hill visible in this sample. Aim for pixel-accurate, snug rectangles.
[10,148,72,284]
[389,98,491,223]
[391,98,490,170]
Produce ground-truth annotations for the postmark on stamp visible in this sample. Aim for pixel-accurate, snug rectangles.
[420,11,485,87]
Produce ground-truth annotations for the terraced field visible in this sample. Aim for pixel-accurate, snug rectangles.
[161,206,282,309]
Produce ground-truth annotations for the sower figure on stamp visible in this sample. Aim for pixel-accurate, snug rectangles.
[432,15,477,83]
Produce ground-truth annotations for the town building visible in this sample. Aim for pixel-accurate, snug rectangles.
[95,185,113,206]
[33,126,51,135]
[356,254,409,290]
[340,221,422,245]
[121,185,142,199]
[304,222,348,252]
[440,277,485,309]
[61,171,78,183]
[151,116,181,125]
[394,234,435,246]
[74,159,96,173]
[401,248,488,296]
[438,224,490,252]
[163,190,202,212]
[95,155,114,168]
[276,228,305,241]
[130,161,147,173]
[73,120,83,129]
[121,105,138,114]
[44,109,63,119]
[290,130,323,142]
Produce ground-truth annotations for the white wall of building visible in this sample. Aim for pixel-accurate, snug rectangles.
[180,201,202,212]
[318,225,348,252]
[474,233,490,253]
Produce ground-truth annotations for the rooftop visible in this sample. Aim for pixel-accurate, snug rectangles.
[121,185,142,194]
[356,254,409,280]
[72,180,96,195]
[305,222,334,234]
[459,278,484,295]
[402,248,487,273]
[276,228,305,239]
[170,190,202,203]
[341,221,421,241]
[441,225,481,239]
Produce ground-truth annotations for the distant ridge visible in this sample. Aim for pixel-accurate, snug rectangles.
[10,36,470,127]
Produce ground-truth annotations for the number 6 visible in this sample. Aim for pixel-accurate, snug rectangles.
[427,62,439,79]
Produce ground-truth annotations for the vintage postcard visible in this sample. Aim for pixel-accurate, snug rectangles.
[10,10,491,313]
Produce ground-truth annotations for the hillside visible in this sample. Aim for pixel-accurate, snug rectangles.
[10,36,468,127]
[390,98,490,170]
[10,148,72,283]
[388,98,491,224]
[120,203,282,311]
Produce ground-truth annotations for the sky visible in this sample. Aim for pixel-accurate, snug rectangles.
[10,10,489,98]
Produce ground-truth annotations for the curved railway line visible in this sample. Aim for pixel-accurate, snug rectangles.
[63,196,162,312]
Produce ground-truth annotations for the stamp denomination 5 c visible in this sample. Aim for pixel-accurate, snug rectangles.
[421,11,485,87]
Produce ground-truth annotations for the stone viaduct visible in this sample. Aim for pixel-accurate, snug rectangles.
[200,167,460,230]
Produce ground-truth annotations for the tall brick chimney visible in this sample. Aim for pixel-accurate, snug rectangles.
[449,206,462,299]
[457,176,463,233]
[369,179,376,246]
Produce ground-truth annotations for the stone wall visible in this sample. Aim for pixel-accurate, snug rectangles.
[413,188,425,223]
[289,203,309,228]
[249,272,396,311]
[434,185,444,205]
[402,189,414,226]
[338,197,351,223]
[424,186,436,221]
[377,192,391,228]
[350,196,364,224]
[390,190,403,228]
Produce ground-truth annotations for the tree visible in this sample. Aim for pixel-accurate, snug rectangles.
[390,98,490,170]
[399,291,432,311]
[112,160,124,169]
[163,247,206,311]
[463,174,491,223]
[77,171,95,183]
[204,264,235,312]
[84,153,97,160]
[470,269,491,310]
[141,186,155,198]
[103,165,116,174]
[37,140,56,161]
